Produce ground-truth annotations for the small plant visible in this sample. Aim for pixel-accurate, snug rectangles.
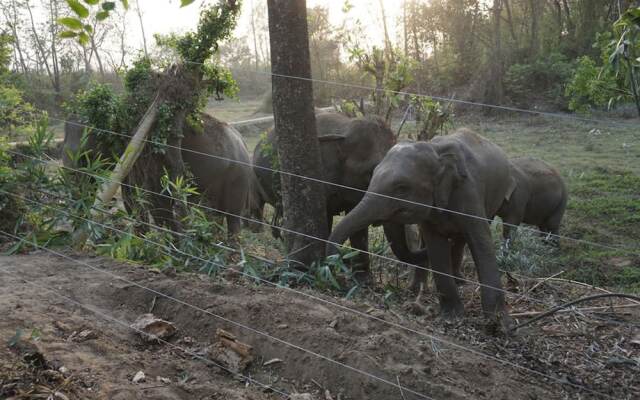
[493,221,558,277]
[333,99,364,118]
[410,95,454,141]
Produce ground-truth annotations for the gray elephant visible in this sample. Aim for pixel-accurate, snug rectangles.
[326,128,516,326]
[497,156,567,242]
[62,113,255,237]
[253,112,426,275]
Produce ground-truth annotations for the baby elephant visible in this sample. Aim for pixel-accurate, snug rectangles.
[497,157,567,243]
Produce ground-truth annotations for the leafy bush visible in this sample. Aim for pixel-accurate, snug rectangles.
[410,95,454,141]
[565,56,618,113]
[504,52,575,107]
[566,26,640,114]
[493,222,559,276]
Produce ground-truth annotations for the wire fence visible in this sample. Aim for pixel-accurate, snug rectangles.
[24,114,640,257]
[4,147,600,306]
[3,68,639,399]
[0,193,621,400]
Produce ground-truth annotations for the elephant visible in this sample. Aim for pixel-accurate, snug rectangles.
[326,128,517,326]
[62,113,255,237]
[253,112,426,276]
[497,156,567,243]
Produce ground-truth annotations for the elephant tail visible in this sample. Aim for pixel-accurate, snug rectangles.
[246,170,269,222]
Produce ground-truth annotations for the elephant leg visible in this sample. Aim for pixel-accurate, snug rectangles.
[451,239,466,286]
[423,229,463,318]
[464,219,511,326]
[501,212,522,243]
[382,223,430,292]
[149,192,179,232]
[270,205,283,240]
[541,206,564,247]
[226,215,242,239]
[348,228,370,282]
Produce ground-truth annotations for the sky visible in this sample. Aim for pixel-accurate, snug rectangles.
[103,0,401,56]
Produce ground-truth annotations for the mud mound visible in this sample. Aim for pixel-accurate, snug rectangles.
[0,253,637,399]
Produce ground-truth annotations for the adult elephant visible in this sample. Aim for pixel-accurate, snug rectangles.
[326,128,516,327]
[253,112,426,276]
[62,113,255,237]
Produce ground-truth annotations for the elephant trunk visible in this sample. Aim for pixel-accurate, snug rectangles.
[326,197,386,256]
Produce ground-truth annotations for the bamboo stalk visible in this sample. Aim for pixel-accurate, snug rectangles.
[72,95,161,248]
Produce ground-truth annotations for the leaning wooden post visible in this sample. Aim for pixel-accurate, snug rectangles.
[72,95,162,248]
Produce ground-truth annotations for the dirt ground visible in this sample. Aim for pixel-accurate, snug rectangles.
[1,253,638,400]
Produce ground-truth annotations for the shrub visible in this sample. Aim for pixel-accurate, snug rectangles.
[504,52,575,107]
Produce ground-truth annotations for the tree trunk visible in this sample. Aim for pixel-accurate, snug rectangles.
[528,0,540,59]
[48,0,61,94]
[135,0,149,58]
[250,0,261,73]
[267,0,328,266]
[484,0,504,109]
[26,0,57,93]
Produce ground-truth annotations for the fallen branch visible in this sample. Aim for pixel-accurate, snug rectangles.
[511,302,640,317]
[511,293,640,331]
[512,270,565,306]
[544,277,640,305]
[72,94,162,248]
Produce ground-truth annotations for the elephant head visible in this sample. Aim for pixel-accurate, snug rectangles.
[327,140,468,252]
[324,116,396,206]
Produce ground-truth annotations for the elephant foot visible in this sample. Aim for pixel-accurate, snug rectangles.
[439,299,465,319]
[352,270,373,287]
[484,310,515,337]
[410,269,429,293]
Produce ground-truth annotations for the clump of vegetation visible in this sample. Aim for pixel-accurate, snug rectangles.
[566,7,640,115]
[0,33,36,136]
[493,223,559,277]
[410,95,454,141]
[504,52,575,108]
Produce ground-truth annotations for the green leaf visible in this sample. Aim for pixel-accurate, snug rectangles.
[67,0,90,18]
[120,0,129,9]
[8,329,23,347]
[83,0,99,4]
[78,31,90,46]
[59,30,78,38]
[180,0,196,7]
[96,10,110,20]
[84,24,93,33]
[58,17,83,29]
[102,1,116,11]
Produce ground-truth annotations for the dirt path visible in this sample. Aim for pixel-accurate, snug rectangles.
[1,253,637,399]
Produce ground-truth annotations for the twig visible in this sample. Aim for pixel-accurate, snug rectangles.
[511,293,640,331]
[149,296,157,313]
[396,105,413,139]
[511,303,640,317]
[543,277,640,305]
[512,270,565,306]
[396,376,407,400]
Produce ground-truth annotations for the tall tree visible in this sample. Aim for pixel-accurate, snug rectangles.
[267,0,328,266]
[134,0,149,58]
[484,0,504,107]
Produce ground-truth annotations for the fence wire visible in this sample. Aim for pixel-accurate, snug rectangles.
[0,183,626,399]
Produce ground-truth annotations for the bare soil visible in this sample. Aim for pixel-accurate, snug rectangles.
[1,253,638,399]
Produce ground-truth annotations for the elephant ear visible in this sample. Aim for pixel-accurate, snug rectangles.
[434,152,468,210]
[504,175,517,201]
[319,134,347,161]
